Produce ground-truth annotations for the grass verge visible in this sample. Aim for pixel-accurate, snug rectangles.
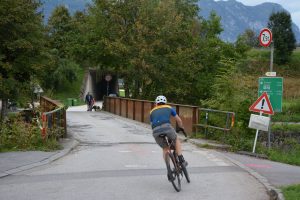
[281,184,300,200]
[266,144,300,166]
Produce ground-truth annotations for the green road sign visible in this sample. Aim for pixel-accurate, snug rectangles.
[258,77,283,113]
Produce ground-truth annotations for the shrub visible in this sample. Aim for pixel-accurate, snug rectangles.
[0,114,61,152]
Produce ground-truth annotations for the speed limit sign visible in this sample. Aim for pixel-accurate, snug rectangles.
[259,28,272,47]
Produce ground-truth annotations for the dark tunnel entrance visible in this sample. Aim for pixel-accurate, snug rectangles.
[89,70,118,101]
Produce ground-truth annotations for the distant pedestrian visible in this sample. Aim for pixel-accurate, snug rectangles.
[85,92,94,111]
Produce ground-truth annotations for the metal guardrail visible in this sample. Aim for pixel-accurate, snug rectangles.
[195,108,235,136]
[40,96,67,139]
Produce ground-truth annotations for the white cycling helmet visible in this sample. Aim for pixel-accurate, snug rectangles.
[155,95,167,104]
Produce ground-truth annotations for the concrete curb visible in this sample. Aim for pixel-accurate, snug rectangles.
[0,138,79,178]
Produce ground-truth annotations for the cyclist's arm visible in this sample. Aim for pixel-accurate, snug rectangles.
[174,115,184,129]
[170,108,184,129]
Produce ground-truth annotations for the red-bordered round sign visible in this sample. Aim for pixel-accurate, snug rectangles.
[259,28,272,47]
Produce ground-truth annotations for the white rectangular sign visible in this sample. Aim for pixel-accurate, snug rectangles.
[248,114,270,131]
[265,72,276,77]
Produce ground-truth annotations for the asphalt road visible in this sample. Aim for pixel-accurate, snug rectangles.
[0,109,269,200]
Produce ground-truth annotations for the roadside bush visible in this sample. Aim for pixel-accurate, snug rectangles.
[0,114,61,152]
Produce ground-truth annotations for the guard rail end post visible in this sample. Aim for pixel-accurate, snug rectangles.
[231,113,235,128]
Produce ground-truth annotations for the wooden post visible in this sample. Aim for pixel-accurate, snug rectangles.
[141,101,144,122]
[192,107,197,133]
[126,99,128,118]
[114,98,116,114]
[133,100,136,120]
[119,98,122,116]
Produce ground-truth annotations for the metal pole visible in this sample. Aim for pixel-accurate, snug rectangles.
[253,129,259,153]
[253,112,263,153]
[268,41,274,150]
[106,81,109,96]
[270,42,274,72]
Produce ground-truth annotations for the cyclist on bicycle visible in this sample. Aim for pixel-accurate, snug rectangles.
[150,95,188,180]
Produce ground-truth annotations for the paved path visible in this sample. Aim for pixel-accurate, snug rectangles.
[0,108,269,200]
[1,103,299,200]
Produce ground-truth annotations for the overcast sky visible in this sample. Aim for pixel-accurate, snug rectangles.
[229,0,300,28]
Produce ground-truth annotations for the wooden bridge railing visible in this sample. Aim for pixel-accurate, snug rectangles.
[103,96,198,135]
[40,96,67,139]
[103,96,235,136]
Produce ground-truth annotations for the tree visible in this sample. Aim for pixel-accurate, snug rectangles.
[47,5,72,59]
[0,0,46,120]
[236,29,259,50]
[43,6,80,91]
[85,0,204,103]
[268,11,296,64]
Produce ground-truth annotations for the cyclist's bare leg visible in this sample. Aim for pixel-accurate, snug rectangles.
[175,138,182,156]
[163,147,170,163]
[175,138,187,165]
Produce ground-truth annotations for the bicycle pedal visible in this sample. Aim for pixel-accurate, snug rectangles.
[181,161,188,167]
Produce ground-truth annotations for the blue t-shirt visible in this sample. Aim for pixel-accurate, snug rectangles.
[150,105,177,129]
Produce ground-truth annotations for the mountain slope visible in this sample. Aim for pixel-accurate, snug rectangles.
[198,0,300,42]
[41,0,300,43]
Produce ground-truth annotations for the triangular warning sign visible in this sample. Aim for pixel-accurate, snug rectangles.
[249,92,274,115]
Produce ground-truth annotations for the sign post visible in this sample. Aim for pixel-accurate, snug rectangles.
[249,92,274,153]
[259,28,275,149]
[105,74,112,96]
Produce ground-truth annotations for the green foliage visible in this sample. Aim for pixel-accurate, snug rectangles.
[281,184,300,200]
[236,29,259,49]
[0,114,61,152]
[41,6,83,91]
[82,0,237,104]
[47,5,72,59]
[272,123,300,132]
[0,0,47,101]
[268,11,296,64]
[267,140,300,166]
[51,67,85,102]
[273,99,300,122]
[52,59,80,90]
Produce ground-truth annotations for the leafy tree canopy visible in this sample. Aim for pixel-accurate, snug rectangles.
[0,0,46,101]
[268,11,296,65]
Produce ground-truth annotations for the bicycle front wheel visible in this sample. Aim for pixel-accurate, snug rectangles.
[181,164,190,183]
[167,152,181,192]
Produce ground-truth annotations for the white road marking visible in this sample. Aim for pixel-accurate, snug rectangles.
[119,150,132,153]
[125,165,148,168]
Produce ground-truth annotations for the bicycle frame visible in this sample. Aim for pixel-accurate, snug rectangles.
[161,133,190,192]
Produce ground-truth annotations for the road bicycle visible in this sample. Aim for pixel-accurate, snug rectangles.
[160,128,190,192]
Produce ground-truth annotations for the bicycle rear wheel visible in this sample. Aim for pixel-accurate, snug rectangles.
[166,152,181,192]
